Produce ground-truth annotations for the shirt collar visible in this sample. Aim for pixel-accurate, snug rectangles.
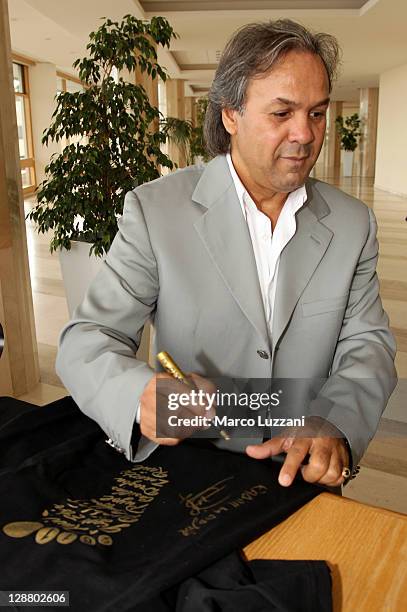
[226,152,307,217]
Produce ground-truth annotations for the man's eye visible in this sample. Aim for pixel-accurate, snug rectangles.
[310,111,326,119]
[273,111,290,118]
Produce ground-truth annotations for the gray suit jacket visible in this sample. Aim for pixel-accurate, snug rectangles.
[56,155,397,466]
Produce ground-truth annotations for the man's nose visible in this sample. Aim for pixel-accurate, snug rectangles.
[288,115,315,145]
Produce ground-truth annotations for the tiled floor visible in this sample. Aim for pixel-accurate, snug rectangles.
[19,172,407,514]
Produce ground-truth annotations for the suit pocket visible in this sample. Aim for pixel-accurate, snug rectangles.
[301,294,349,317]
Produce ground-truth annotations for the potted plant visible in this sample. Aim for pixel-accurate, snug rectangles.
[335,113,361,177]
[26,14,176,317]
[190,97,211,164]
[163,97,212,167]
[162,116,194,166]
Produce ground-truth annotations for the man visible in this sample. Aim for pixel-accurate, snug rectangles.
[56,20,397,490]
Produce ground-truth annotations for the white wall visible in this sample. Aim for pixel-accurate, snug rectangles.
[29,62,59,185]
[375,63,407,196]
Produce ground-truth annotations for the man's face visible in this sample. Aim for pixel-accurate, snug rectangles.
[222,50,330,196]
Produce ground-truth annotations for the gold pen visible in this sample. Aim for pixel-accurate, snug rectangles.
[157,351,230,441]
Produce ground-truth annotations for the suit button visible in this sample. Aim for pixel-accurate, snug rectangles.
[257,350,269,359]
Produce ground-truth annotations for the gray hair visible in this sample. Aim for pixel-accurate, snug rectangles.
[204,19,341,156]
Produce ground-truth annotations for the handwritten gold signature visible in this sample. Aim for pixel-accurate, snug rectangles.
[178,481,268,537]
[179,477,234,516]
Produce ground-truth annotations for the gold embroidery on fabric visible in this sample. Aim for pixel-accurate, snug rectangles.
[2,465,168,546]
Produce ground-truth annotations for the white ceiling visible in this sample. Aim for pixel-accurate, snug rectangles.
[8,0,407,101]
[140,1,370,10]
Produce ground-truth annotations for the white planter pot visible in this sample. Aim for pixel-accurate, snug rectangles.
[342,150,354,177]
[59,241,104,317]
[193,155,204,164]
[59,241,151,363]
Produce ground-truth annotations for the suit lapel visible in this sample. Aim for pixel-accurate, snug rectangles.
[271,183,333,349]
[193,156,269,347]
[192,158,334,353]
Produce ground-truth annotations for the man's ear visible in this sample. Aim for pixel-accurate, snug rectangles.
[221,107,239,136]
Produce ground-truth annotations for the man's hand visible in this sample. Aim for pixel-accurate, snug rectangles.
[139,372,216,445]
[246,417,350,487]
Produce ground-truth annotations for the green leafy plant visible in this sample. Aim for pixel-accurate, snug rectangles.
[163,97,211,166]
[335,113,361,152]
[27,14,177,257]
[190,97,211,162]
[162,116,193,166]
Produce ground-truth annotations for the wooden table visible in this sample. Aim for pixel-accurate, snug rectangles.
[244,493,407,611]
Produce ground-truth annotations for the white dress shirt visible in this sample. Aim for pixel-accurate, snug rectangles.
[226,152,307,335]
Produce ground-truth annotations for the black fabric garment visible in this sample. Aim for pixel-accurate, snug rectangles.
[0,397,330,611]
[138,551,332,612]
[0,396,97,473]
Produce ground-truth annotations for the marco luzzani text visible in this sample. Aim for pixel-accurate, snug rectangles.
[166,390,305,428]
